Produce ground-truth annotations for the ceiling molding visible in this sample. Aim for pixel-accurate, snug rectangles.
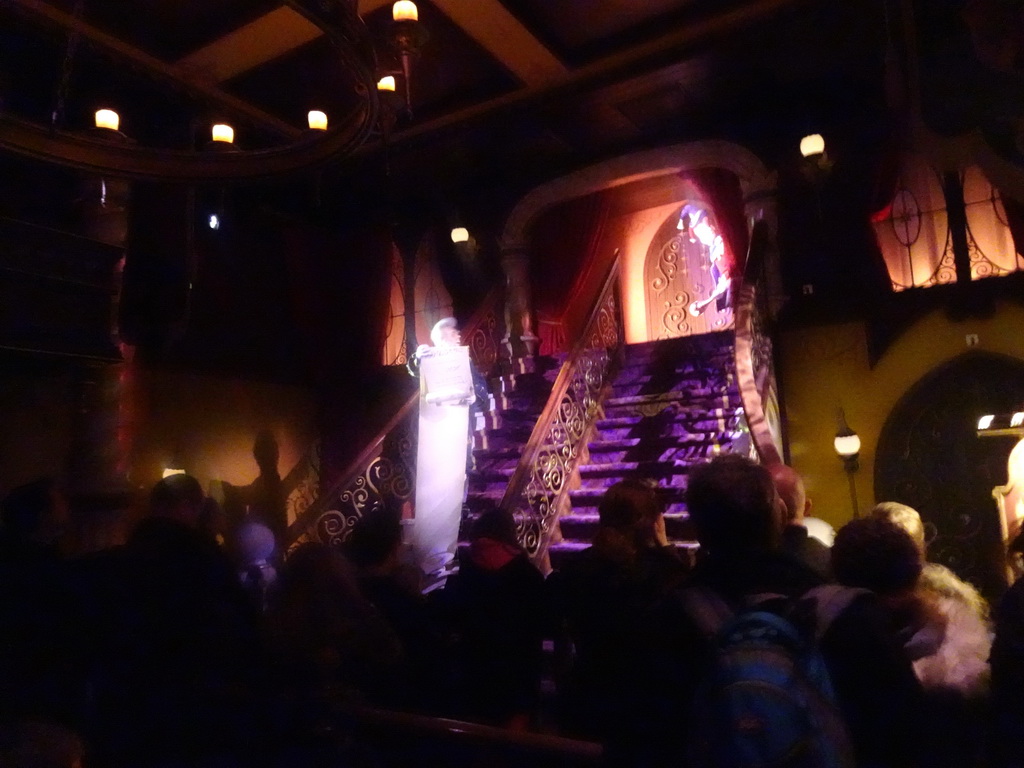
[430,0,566,86]
[8,0,302,139]
[176,0,392,84]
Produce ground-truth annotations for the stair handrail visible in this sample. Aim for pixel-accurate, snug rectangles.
[285,288,507,549]
[500,252,624,566]
[734,218,783,464]
[338,703,603,762]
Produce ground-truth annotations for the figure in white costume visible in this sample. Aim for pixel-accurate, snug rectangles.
[411,318,475,574]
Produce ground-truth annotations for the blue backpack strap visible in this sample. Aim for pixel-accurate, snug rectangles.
[678,586,735,638]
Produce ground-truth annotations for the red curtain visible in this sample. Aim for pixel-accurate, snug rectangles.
[686,167,749,279]
[529,192,611,354]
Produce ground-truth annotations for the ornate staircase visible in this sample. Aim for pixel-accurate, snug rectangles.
[547,332,746,568]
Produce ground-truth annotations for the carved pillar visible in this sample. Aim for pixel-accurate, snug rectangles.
[743,186,783,317]
[67,172,133,497]
[499,242,539,361]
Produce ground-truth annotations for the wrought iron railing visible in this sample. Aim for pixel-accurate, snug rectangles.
[734,218,783,464]
[500,256,624,563]
[285,289,507,550]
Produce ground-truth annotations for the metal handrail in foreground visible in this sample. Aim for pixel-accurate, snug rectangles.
[285,289,507,549]
[500,254,624,565]
[342,704,603,763]
[733,218,783,464]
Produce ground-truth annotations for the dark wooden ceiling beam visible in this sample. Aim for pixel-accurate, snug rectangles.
[8,0,302,139]
[368,0,806,152]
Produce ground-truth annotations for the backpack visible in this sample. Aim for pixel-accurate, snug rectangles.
[680,584,866,768]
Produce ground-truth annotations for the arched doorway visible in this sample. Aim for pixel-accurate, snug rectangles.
[875,352,1024,600]
[643,202,732,340]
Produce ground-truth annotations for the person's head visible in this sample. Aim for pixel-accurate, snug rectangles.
[831,516,922,596]
[253,429,280,473]
[233,519,276,567]
[430,317,461,347]
[0,478,66,546]
[149,473,205,528]
[768,463,811,524]
[686,455,783,557]
[871,501,927,557]
[598,479,664,546]
[469,502,521,549]
[346,503,403,571]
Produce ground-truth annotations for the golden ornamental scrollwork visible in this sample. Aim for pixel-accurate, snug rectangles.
[509,273,622,558]
[310,415,416,549]
[468,309,501,375]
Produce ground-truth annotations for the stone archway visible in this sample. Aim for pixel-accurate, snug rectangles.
[498,140,778,353]
[875,351,1024,599]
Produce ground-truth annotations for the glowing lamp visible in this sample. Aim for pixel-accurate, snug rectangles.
[307,110,328,131]
[979,414,995,431]
[162,467,186,479]
[1012,412,1024,428]
[211,124,235,144]
[393,1,418,21]
[450,227,469,243]
[377,76,396,92]
[94,109,120,131]
[833,432,861,459]
[800,133,825,158]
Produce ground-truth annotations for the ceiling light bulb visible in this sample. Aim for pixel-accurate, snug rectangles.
[307,110,328,131]
[800,133,825,158]
[393,1,418,22]
[451,227,469,243]
[377,76,396,92]
[95,109,120,131]
[211,124,234,143]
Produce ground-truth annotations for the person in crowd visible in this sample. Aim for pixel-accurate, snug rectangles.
[85,473,264,767]
[549,479,688,753]
[0,479,79,728]
[769,462,832,579]
[989,525,1024,768]
[436,504,547,729]
[231,518,278,614]
[262,540,404,762]
[871,501,991,694]
[654,455,923,768]
[345,504,457,713]
[833,514,989,768]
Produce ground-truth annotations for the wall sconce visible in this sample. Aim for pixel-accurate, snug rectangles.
[800,132,833,179]
[211,123,235,144]
[450,227,469,244]
[307,110,328,131]
[834,408,861,517]
[94,108,120,132]
[162,467,186,479]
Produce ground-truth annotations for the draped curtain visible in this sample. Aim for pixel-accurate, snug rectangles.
[686,167,750,279]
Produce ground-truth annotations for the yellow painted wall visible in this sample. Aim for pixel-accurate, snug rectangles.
[780,301,1024,530]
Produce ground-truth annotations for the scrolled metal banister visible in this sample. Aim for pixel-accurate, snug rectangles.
[734,218,783,464]
[500,256,624,564]
[285,289,507,550]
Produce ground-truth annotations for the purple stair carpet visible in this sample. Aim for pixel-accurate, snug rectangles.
[458,332,743,571]
[548,331,743,570]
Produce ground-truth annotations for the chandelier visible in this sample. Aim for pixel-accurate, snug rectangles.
[0,0,427,182]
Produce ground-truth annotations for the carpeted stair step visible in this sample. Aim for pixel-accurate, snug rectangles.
[609,375,734,398]
[586,436,733,465]
[593,416,744,442]
[547,539,699,571]
[558,509,695,542]
[569,484,688,508]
